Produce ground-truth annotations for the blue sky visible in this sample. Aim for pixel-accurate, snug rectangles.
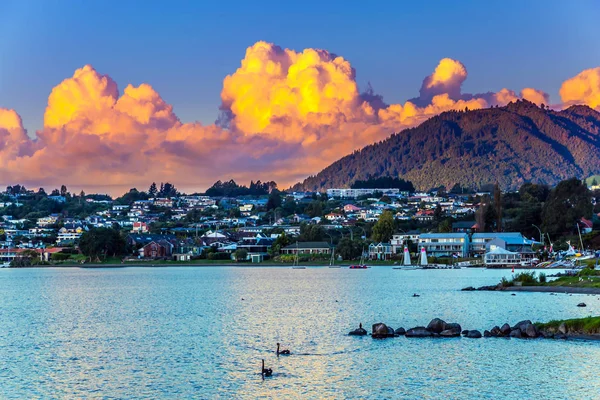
[1,0,599,134]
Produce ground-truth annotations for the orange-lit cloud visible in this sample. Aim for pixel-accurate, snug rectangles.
[0,43,596,194]
[559,67,600,109]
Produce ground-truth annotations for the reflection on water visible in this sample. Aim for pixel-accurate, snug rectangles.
[1,267,600,398]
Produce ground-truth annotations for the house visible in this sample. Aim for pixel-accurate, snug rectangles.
[418,233,470,258]
[391,230,420,253]
[452,221,478,233]
[127,233,177,248]
[326,188,401,199]
[37,214,61,227]
[368,242,393,260]
[56,225,84,244]
[153,198,174,208]
[281,242,331,255]
[471,233,537,256]
[343,204,361,213]
[484,247,521,267]
[325,213,344,221]
[131,222,149,233]
[140,240,174,259]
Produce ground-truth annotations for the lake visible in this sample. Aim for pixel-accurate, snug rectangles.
[1,267,600,398]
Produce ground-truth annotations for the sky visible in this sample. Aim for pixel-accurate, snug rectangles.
[1,0,600,194]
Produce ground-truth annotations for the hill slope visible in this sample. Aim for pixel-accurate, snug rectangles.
[294,100,600,191]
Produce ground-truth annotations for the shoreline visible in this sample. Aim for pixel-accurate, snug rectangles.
[499,286,600,294]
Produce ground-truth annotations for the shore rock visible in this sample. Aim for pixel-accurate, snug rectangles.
[509,329,522,338]
[406,327,433,338]
[445,323,462,332]
[440,327,461,337]
[427,318,447,334]
[512,320,532,332]
[461,286,476,291]
[372,323,394,338]
[394,327,406,335]
[490,326,501,336]
[558,323,567,335]
[484,330,491,337]
[577,303,587,307]
[524,323,539,338]
[466,330,482,338]
[349,327,368,336]
[461,330,469,335]
[500,323,511,335]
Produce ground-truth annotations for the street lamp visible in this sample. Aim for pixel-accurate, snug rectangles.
[531,224,544,246]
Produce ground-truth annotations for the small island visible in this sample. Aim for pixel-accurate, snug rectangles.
[536,316,600,340]
[463,268,600,294]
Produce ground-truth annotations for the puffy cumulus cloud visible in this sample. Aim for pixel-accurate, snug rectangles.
[44,65,119,128]
[0,43,595,194]
[0,108,31,162]
[417,58,468,105]
[220,41,374,142]
[559,67,600,109]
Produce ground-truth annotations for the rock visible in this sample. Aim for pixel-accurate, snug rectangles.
[484,330,491,337]
[440,327,461,337]
[558,323,567,335]
[490,326,501,336]
[426,318,447,334]
[348,328,367,336]
[500,323,511,335]
[461,286,476,291]
[405,327,433,338]
[524,323,538,338]
[461,330,469,335]
[445,322,462,332]
[577,303,587,307]
[394,327,406,335]
[466,330,482,338]
[512,320,532,332]
[555,333,568,340]
[509,329,522,338]
[387,326,396,337]
[372,323,391,338]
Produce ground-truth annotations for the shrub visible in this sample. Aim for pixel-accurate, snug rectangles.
[51,253,71,261]
[538,273,547,283]
[512,271,538,285]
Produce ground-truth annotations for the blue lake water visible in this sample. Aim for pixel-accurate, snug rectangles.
[1,266,600,399]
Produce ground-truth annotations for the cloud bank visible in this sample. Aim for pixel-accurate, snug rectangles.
[0,41,597,194]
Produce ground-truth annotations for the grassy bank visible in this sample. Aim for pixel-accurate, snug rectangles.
[499,268,600,289]
[536,316,600,335]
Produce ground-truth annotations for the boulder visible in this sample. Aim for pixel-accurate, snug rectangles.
[461,330,469,335]
[524,323,538,338]
[461,286,476,291]
[387,326,396,337]
[512,320,532,332]
[500,323,511,335]
[405,327,433,338]
[394,327,406,335]
[426,318,447,334]
[439,327,461,337]
[509,329,522,338]
[349,328,367,336]
[466,330,482,338]
[372,323,391,338]
[445,323,462,332]
[558,323,567,335]
[483,330,491,337]
[577,303,587,307]
[555,333,568,340]
[490,326,501,337]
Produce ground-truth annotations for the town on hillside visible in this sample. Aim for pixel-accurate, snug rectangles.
[1,177,599,268]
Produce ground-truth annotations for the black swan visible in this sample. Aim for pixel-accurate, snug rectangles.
[276,343,290,355]
[261,359,272,377]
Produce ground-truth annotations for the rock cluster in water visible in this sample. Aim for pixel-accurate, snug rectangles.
[349,318,578,340]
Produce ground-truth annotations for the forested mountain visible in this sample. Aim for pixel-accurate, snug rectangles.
[294,100,600,191]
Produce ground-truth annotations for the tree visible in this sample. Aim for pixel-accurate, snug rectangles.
[299,224,325,242]
[494,183,502,232]
[267,189,282,211]
[592,178,598,186]
[542,178,592,236]
[336,237,364,260]
[60,185,68,197]
[51,189,60,196]
[234,248,248,262]
[10,250,40,267]
[438,218,452,233]
[79,228,127,261]
[271,232,291,254]
[149,182,158,197]
[372,210,394,243]
[433,204,443,224]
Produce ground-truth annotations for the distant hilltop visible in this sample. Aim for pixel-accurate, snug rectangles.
[293,100,600,192]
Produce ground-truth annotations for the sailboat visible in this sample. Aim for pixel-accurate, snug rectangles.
[349,247,368,269]
[292,241,305,269]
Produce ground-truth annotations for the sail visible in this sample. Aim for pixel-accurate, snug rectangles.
[420,247,428,266]
[403,246,411,265]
